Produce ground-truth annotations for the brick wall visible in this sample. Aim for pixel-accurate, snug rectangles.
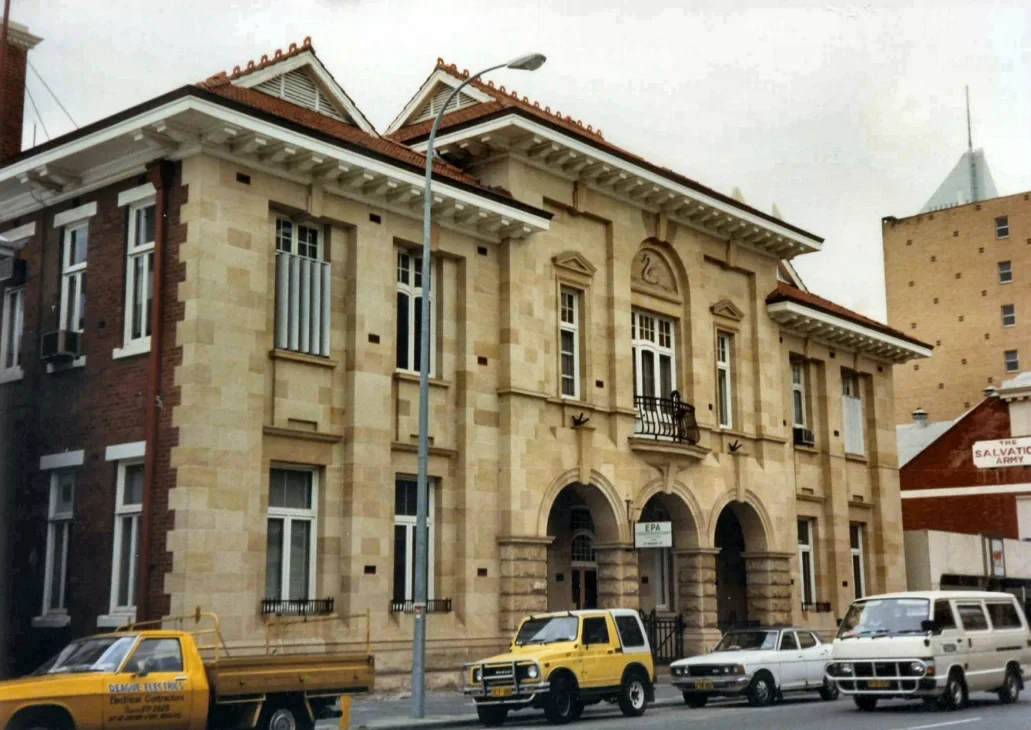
[0,42,27,161]
[0,165,187,674]
[900,397,1029,540]
[883,192,1031,424]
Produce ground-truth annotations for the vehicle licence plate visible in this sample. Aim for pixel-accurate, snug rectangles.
[867,680,890,689]
[695,680,714,690]
[492,687,513,698]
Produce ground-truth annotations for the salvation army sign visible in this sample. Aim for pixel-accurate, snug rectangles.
[972,436,1031,468]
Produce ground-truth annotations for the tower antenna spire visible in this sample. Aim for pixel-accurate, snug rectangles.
[966,86,978,202]
[965,86,972,153]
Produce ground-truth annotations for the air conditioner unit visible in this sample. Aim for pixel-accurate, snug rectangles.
[41,330,82,361]
[0,257,26,285]
[793,427,815,447]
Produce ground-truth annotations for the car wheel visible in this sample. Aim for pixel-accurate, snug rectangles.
[570,700,585,721]
[682,691,708,708]
[819,677,839,701]
[260,706,313,730]
[747,673,775,707]
[617,671,649,717]
[476,705,508,727]
[853,695,878,712]
[998,665,1021,705]
[544,674,578,725]
[939,671,966,711]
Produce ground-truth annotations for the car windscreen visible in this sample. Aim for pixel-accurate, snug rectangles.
[32,635,138,675]
[838,598,930,639]
[515,616,579,646]
[713,630,777,652]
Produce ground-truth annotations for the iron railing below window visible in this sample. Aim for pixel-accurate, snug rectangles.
[260,597,335,616]
[634,392,700,445]
[390,598,453,614]
[802,601,832,613]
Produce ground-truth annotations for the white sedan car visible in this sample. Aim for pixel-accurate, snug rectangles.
[670,626,840,707]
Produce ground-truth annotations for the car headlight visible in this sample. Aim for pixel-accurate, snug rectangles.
[527,665,539,679]
[472,667,482,682]
[908,661,924,675]
[734,665,746,675]
[839,663,853,675]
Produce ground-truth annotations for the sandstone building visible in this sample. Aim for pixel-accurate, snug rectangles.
[883,146,1029,425]
[0,31,930,683]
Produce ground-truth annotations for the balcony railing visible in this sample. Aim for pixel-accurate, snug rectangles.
[801,601,832,613]
[275,251,331,357]
[390,598,453,614]
[260,597,335,616]
[633,391,700,445]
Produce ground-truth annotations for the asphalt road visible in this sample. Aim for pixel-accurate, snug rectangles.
[334,691,1031,730]
[491,692,1031,730]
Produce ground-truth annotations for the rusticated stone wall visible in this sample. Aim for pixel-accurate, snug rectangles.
[595,545,639,609]
[744,553,793,626]
[499,538,550,632]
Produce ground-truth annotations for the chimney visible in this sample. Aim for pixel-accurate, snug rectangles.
[0,19,43,163]
[912,408,928,428]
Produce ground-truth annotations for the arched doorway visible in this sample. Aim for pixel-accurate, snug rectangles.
[713,501,768,630]
[545,483,622,611]
[636,490,700,615]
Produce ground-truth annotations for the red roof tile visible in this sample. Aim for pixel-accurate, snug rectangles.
[766,283,931,349]
[390,60,822,243]
[197,37,315,90]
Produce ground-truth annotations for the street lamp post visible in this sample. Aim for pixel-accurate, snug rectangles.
[412,52,546,719]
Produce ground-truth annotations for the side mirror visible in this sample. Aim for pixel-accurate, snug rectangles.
[920,620,937,634]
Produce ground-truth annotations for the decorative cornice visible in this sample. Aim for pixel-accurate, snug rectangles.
[552,250,597,277]
[5,23,42,51]
[711,299,745,321]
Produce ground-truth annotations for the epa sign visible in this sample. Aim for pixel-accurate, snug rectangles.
[972,436,1031,468]
[634,521,672,548]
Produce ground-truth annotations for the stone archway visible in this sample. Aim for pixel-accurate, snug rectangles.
[712,500,785,630]
[543,482,634,612]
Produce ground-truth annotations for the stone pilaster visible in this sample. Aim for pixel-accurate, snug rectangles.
[595,544,639,610]
[743,552,793,626]
[498,536,551,632]
[676,547,721,655]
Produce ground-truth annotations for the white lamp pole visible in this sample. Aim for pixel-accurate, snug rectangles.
[411,52,546,719]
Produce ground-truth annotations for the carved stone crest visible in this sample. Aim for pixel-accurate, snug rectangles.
[631,248,678,296]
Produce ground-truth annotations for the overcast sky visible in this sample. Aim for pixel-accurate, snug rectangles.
[11,0,1030,321]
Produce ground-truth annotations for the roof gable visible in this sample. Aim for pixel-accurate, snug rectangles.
[386,68,493,135]
[199,39,377,136]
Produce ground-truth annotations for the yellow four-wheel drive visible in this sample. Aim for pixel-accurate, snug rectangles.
[464,608,655,726]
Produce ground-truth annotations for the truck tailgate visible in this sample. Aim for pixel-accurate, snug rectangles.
[207,653,374,699]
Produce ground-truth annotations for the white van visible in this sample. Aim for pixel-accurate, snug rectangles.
[826,591,1031,711]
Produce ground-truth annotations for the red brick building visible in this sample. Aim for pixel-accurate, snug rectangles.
[898,371,1031,540]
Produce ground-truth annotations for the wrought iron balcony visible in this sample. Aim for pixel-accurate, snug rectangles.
[260,597,335,616]
[390,598,453,614]
[633,392,700,445]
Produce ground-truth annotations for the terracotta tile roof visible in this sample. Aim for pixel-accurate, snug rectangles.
[390,60,822,243]
[766,283,931,349]
[194,42,480,187]
[201,84,479,186]
[197,37,316,90]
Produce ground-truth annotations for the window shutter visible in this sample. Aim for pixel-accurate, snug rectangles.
[254,69,348,122]
[413,85,480,123]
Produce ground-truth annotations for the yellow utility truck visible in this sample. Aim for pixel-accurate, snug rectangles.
[0,610,374,730]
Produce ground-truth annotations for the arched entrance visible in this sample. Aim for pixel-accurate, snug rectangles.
[637,491,700,615]
[545,483,624,611]
[713,501,768,630]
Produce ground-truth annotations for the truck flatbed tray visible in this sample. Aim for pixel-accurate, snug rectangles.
[206,652,374,698]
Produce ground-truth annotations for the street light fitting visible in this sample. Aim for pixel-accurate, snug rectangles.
[506,53,547,71]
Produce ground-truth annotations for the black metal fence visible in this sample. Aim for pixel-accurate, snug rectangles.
[640,610,685,664]
[390,598,453,614]
[260,597,335,616]
[634,392,700,445]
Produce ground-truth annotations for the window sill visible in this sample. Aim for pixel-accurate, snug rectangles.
[844,452,868,464]
[46,356,86,373]
[393,370,450,388]
[97,612,135,629]
[270,349,338,369]
[0,367,23,384]
[32,614,71,629]
[113,340,151,360]
[263,425,343,443]
[793,444,819,454]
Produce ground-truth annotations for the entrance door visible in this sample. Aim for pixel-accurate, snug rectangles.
[572,567,598,610]
[654,548,672,611]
